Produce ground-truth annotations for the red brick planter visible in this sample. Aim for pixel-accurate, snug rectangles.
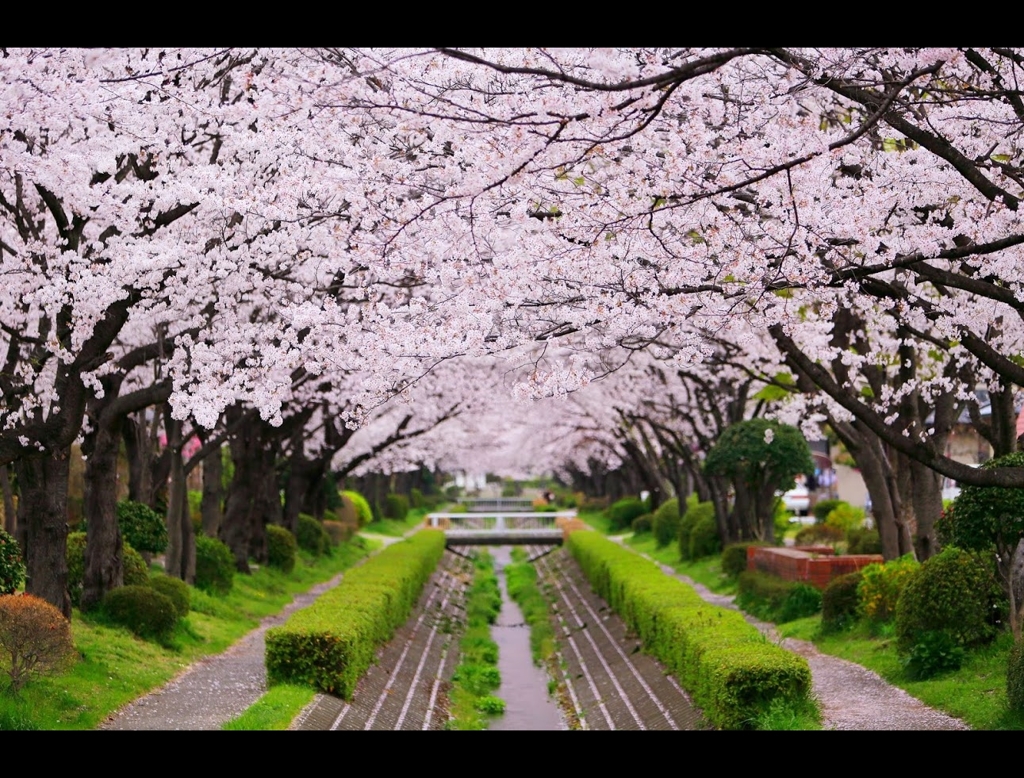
[747,546,883,590]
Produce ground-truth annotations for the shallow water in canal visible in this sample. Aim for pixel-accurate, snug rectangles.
[488,546,566,730]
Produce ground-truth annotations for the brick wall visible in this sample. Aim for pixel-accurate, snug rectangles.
[747,546,883,589]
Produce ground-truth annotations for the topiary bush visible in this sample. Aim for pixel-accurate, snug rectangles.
[678,496,717,561]
[721,542,766,578]
[895,546,1005,655]
[857,554,920,624]
[1007,641,1024,713]
[116,500,168,556]
[737,571,822,623]
[846,528,882,555]
[341,490,373,527]
[195,536,235,595]
[607,497,647,531]
[322,519,354,546]
[794,524,845,547]
[149,575,190,619]
[103,585,178,640]
[296,514,331,556]
[0,528,26,595]
[66,533,149,607]
[812,499,848,523]
[824,503,867,533]
[0,593,76,693]
[688,509,721,560]
[652,498,681,549]
[821,571,863,634]
[383,493,410,521]
[265,525,297,574]
[631,513,653,534]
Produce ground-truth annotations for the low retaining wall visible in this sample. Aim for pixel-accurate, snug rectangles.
[748,546,882,589]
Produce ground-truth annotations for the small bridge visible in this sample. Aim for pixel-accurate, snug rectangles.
[425,510,576,547]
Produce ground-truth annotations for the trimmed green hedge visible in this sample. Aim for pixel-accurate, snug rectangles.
[264,529,445,698]
[566,530,811,729]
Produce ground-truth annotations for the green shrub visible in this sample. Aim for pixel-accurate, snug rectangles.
[566,530,811,729]
[103,585,177,640]
[195,536,235,595]
[794,524,844,546]
[66,533,148,607]
[812,499,848,523]
[736,570,822,623]
[858,554,920,624]
[296,514,331,557]
[895,546,1005,655]
[410,488,426,509]
[607,497,647,531]
[678,496,718,561]
[721,542,767,578]
[688,509,721,560]
[383,493,410,521]
[0,528,26,595]
[116,500,168,555]
[1007,641,1024,712]
[631,513,653,534]
[149,575,190,619]
[341,490,373,527]
[902,630,965,680]
[652,498,681,549]
[265,525,297,574]
[846,528,882,555]
[321,520,353,546]
[821,571,863,634]
[824,504,867,533]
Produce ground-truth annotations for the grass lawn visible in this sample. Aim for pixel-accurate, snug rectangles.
[0,537,373,730]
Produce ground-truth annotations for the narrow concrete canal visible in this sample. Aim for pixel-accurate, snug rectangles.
[488,546,566,730]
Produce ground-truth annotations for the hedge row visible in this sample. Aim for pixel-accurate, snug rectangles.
[264,529,445,698]
[566,530,811,729]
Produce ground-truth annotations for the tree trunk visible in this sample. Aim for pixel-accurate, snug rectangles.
[16,452,72,618]
[163,414,196,583]
[81,417,124,610]
[200,443,224,538]
[1,465,15,536]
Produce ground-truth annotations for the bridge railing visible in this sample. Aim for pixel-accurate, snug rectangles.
[456,497,538,512]
[425,511,577,531]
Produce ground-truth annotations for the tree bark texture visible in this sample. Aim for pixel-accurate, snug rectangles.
[15,452,72,618]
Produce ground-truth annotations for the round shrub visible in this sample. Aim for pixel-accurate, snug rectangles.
[383,493,410,521]
[265,525,297,574]
[296,514,330,556]
[812,498,848,523]
[678,496,716,561]
[103,585,177,639]
[688,510,721,560]
[0,527,26,595]
[322,519,354,546]
[123,544,150,587]
[194,536,235,595]
[721,542,766,578]
[858,554,919,624]
[794,524,844,546]
[116,500,168,555]
[1007,641,1024,712]
[630,513,653,534]
[902,630,965,680]
[341,490,374,527]
[821,571,863,633]
[824,504,867,533]
[846,528,882,555]
[67,533,148,607]
[652,498,681,549]
[0,593,75,693]
[895,546,1005,655]
[149,575,190,619]
[607,497,647,532]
